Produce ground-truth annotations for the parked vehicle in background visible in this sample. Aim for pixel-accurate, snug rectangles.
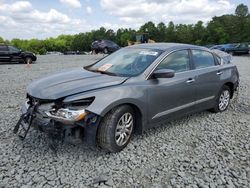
[0,44,37,64]
[210,43,249,55]
[91,39,120,54]
[46,51,63,55]
[227,43,249,55]
[210,44,236,51]
[204,44,215,49]
[15,43,239,153]
[64,51,80,55]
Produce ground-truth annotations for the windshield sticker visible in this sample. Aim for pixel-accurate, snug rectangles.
[139,51,158,56]
[98,63,113,71]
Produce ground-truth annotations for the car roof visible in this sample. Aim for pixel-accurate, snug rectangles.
[126,42,208,51]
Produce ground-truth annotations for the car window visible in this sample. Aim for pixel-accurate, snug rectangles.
[8,46,20,52]
[106,41,113,45]
[239,44,248,48]
[156,50,190,73]
[228,44,236,48]
[105,41,116,47]
[0,45,8,51]
[192,50,215,69]
[111,42,118,47]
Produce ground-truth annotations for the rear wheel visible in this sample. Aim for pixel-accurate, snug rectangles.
[25,57,32,64]
[211,85,231,113]
[97,105,135,153]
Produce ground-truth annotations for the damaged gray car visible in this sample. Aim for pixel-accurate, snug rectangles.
[15,43,239,152]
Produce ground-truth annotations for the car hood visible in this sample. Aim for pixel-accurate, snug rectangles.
[27,69,127,100]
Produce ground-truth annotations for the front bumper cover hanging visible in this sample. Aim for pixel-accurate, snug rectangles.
[13,103,38,140]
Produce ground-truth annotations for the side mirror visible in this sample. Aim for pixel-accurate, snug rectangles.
[153,69,175,78]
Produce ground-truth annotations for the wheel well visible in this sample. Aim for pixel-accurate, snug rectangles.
[24,56,32,60]
[127,103,143,134]
[103,103,143,134]
[224,82,234,98]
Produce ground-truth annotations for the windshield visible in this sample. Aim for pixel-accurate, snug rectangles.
[225,44,236,48]
[85,48,162,77]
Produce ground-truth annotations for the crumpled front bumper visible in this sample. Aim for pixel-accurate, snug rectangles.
[16,101,101,146]
[21,101,56,133]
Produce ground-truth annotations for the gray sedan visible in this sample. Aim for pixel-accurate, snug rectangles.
[14,43,239,152]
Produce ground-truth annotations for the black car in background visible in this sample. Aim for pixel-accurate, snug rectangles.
[0,44,37,64]
[227,43,249,55]
[91,39,120,54]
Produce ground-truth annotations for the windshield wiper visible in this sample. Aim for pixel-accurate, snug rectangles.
[89,69,118,76]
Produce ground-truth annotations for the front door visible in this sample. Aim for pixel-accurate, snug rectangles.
[8,46,22,62]
[147,50,196,124]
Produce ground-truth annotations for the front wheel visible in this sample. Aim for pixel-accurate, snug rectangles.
[97,105,135,153]
[211,85,231,113]
[25,57,32,64]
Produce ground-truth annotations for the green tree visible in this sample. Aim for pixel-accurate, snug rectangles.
[156,22,167,42]
[0,37,4,43]
[139,21,158,41]
[193,21,206,45]
[175,24,193,43]
[235,4,249,17]
[166,21,176,42]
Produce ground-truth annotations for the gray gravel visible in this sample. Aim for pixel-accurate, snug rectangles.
[0,55,250,188]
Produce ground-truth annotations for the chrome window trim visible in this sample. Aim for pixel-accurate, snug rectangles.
[145,48,221,80]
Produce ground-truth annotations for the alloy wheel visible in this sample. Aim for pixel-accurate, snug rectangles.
[115,112,133,146]
[219,90,230,111]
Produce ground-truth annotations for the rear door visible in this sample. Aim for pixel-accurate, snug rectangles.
[0,45,10,62]
[190,49,221,110]
[147,50,196,124]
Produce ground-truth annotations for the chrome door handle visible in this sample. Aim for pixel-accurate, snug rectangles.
[217,71,223,75]
[186,78,195,83]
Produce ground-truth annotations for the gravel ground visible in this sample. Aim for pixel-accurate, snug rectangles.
[0,55,250,188]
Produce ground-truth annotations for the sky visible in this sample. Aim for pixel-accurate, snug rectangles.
[0,0,249,39]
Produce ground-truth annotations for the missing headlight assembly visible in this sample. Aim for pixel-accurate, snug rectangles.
[14,96,99,146]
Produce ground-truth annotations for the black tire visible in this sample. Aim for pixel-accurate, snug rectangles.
[97,105,135,153]
[211,85,231,113]
[25,57,32,64]
[103,47,108,54]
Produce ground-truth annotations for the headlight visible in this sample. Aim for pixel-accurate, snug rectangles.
[45,108,87,123]
[45,97,94,123]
